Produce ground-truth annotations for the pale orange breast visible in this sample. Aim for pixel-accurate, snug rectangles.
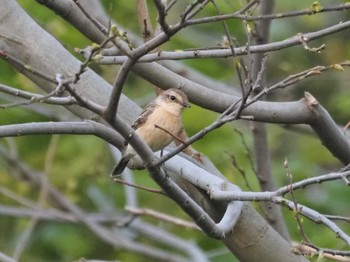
[136,109,182,152]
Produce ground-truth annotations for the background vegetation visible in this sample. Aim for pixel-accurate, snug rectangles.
[0,1,350,261]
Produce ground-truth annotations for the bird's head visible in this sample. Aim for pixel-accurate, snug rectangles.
[157,89,191,115]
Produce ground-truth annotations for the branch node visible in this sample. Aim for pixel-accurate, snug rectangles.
[304,92,318,106]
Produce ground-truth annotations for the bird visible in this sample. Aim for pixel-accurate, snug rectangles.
[111,88,191,176]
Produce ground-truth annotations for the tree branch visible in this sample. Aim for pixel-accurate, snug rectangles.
[186,2,350,25]
[0,121,124,150]
[97,21,350,63]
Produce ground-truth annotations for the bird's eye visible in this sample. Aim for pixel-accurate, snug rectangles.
[169,95,176,101]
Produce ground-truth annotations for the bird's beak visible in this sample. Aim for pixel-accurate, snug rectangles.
[183,102,191,108]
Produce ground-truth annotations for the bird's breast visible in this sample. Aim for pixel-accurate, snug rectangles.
[136,110,182,152]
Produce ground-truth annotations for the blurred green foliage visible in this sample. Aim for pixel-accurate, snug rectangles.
[0,0,349,261]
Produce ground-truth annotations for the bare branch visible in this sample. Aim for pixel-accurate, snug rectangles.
[284,158,310,243]
[0,251,16,262]
[74,35,116,83]
[98,21,350,64]
[0,83,76,108]
[186,3,350,25]
[295,243,350,260]
[112,178,164,195]
[0,50,56,83]
[125,206,201,230]
[154,0,172,35]
[325,215,350,223]
[0,121,124,150]
[72,0,109,36]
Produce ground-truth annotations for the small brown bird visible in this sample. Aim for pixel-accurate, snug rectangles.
[111,88,191,176]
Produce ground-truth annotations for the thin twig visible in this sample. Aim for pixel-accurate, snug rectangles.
[125,206,201,230]
[72,0,108,35]
[325,215,350,223]
[0,50,56,83]
[227,153,253,191]
[234,128,257,176]
[154,0,172,35]
[74,35,116,83]
[284,158,310,244]
[112,178,164,195]
[302,242,350,258]
[154,124,186,144]
[0,83,76,108]
[186,3,350,26]
[98,22,350,64]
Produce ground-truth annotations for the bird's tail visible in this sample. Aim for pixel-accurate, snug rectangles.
[110,155,133,177]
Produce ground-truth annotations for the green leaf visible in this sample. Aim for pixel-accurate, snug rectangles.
[316,250,324,262]
[311,1,323,13]
[332,64,345,71]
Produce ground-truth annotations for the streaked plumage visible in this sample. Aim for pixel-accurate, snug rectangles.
[111,88,190,176]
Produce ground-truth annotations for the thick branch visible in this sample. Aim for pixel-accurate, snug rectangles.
[0,121,124,150]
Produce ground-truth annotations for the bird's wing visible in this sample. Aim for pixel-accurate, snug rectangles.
[131,101,156,130]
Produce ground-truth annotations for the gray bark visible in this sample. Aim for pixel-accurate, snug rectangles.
[0,2,308,261]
